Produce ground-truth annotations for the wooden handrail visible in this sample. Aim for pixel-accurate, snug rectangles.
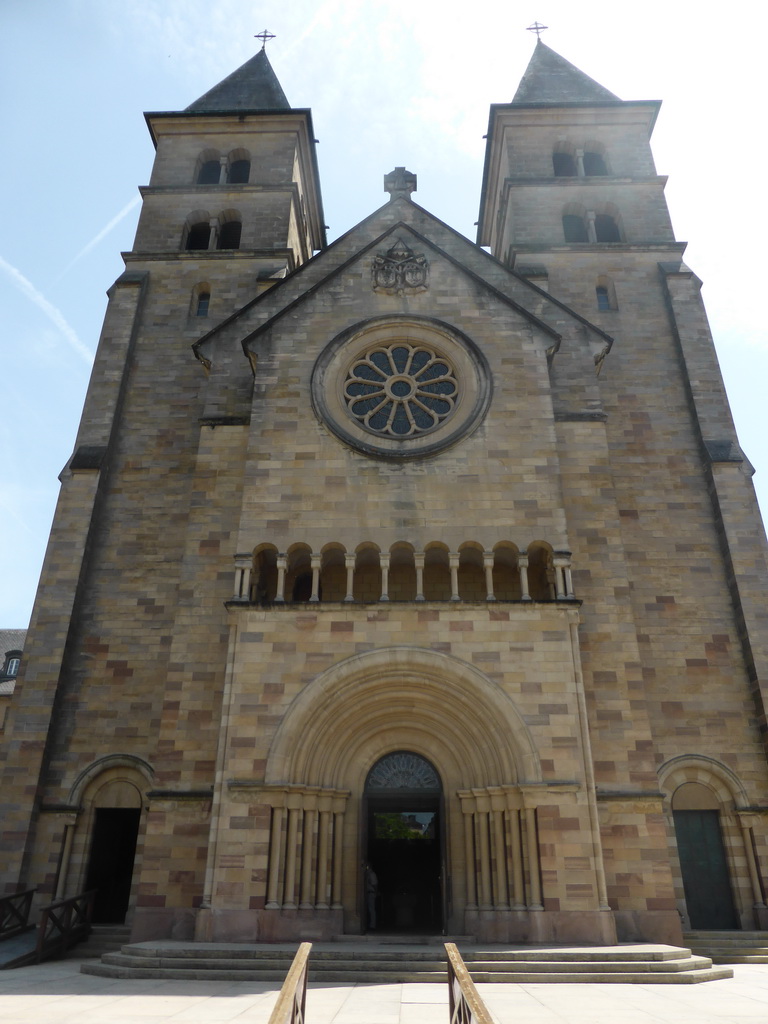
[35,889,95,962]
[445,943,495,1024]
[0,889,36,939]
[268,942,312,1024]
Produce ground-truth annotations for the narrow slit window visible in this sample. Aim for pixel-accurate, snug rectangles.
[196,291,210,317]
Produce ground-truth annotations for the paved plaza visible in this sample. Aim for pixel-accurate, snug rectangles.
[1,956,768,1024]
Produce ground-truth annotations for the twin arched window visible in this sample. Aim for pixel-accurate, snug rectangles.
[562,207,623,244]
[553,144,608,177]
[195,151,251,186]
[183,212,242,251]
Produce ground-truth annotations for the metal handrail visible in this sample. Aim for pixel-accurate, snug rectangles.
[35,890,95,962]
[445,943,495,1024]
[0,889,36,939]
[268,942,312,1024]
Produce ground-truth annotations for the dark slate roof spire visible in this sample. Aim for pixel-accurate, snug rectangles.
[513,40,620,104]
[185,47,290,112]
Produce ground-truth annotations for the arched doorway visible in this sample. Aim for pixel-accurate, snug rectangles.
[364,751,443,933]
[672,781,737,929]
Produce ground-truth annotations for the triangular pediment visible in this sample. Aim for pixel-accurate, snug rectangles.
[194,194,612,373]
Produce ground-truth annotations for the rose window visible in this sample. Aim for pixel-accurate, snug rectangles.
[344,344,458,436]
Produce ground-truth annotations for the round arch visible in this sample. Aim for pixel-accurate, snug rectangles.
[265,646,540,792]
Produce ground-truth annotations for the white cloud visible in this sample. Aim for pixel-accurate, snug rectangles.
[0,256,93,366]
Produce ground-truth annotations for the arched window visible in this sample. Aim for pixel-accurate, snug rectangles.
[195,291,210,316]
[563,214,588,243]
[596,286,610,310]
[227,159,250,184]
[595,276,617,311]
[583,151,608,176]
[217,220,241,250]
[553,152,577,177]
[197,160,221,185]
[185,222,211,251]
[5,656,20,677]
[594,214,621,242]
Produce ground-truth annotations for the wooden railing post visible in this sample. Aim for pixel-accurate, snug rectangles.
[268,942,312,1024]
[445,943,495,1024]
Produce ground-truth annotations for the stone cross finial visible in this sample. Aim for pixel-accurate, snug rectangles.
[526,21,548,39]
[255,29,275,50]
[384,167,417,199]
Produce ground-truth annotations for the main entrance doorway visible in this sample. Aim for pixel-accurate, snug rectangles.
[673,809,737,929]
[84,807,141,923]
[364,751,443,933]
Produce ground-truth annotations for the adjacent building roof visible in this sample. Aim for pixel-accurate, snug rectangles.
[185,48,290,112]
[512,40,620,105]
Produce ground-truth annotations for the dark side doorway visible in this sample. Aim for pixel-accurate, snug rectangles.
[674,809,737,929]
[363,751,444,934]
[84,807,141,923]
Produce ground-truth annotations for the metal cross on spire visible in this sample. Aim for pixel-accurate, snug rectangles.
[526,21,548,40]
[255,29,275,50]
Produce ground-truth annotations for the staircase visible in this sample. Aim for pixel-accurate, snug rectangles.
[684,930,768,964]
[80,940,733,983]
[67,924,131,959]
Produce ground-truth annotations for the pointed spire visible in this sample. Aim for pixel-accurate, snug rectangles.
[512,40,620,105]
[185,48,290,113]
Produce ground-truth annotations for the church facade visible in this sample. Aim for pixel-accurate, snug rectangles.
[3,41,768,948]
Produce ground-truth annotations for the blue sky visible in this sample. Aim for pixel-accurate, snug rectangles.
[2,0,767,627]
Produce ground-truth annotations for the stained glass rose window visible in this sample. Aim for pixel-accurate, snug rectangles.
[344,344,458,436]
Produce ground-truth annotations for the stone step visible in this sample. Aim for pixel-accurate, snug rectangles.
[683,930,768,964]
[78,942,733,984]
[66,924,131,959]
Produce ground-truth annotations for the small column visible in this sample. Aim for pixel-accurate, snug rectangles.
[379,553,390,601]
[509,811,525,909]
[233,555,252,601]
[275,554,287,603]
[208,217,220,250]
[343,554,356,602]
[449,554,461,602]
[483,551,496,601]
[553,556,567,600]
[575,148,585,177]
[492,810,510,909]
[463,810,477,909]
[518,554,531,601]
[218,156,228,184]
[299,809,316,909]
[738,818,767,908]
[316,810,331,908]
[283,806,301,908]
[525,808,543,909]
[265,806,284,908]
[414,553,425,601]
[310,554,321,603]
[477,811,493,909]
[331,810,345,908]
[564,563,575,598]
[586,210,597,243]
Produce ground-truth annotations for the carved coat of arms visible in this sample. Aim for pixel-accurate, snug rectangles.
[372,238,429,296]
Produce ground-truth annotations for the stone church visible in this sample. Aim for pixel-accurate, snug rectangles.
[3,40,768,948]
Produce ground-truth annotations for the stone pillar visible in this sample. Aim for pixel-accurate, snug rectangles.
[414,553,425,601]
[218,156,228,184]
[344,554,355,602]
[233,554,252,602]
[477,809,492,909]
[483,551,496,601]
[586,210,597,243]
[564,563,575,598]
[331,809,345,908]
[299,808,316,909]
[525,808,543,909]
[491,808,509,909]
[518,554,531,601]
[449,554,461,602]
[509,810,525,909]
[738,814,767,909]
[316,809,331,908]
[310,554,321,603]
[575,148,585,177]
[275,554,287,603]
[379,553,390,601]
[553,555,567,599]
[463,810,477,909]
[265,805,284,909]
[283,805,301,908]
[208,217,220,250]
